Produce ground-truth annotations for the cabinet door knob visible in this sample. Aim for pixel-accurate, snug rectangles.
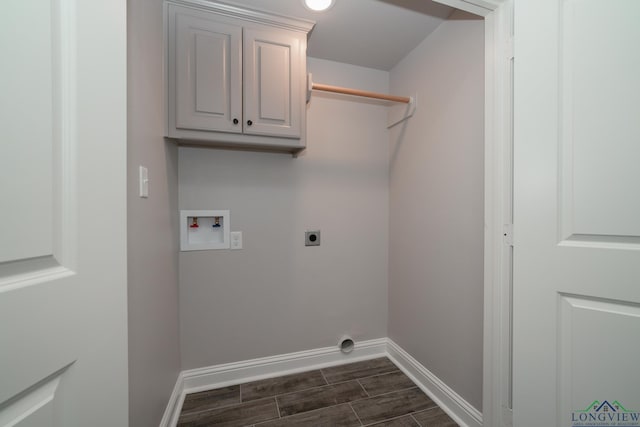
[233,118,239,125]
[247,120,253,126]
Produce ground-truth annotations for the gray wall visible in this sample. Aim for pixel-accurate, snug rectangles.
[178,58,390,369]
[388,11,485,411]
[127,0,181,425]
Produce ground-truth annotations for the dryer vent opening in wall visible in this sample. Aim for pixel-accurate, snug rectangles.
[339,336,354,354]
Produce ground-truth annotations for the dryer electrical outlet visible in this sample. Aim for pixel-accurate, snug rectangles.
[305,231,320,246]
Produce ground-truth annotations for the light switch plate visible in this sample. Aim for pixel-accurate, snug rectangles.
[139,166,149,198]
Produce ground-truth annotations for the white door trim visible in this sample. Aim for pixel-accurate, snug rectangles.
[432,0,513,426]
[481,2,513,427]
[434,0,505,17]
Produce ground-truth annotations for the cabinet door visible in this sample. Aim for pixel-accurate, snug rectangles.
[243,27,303,138]
[171,6,242,133]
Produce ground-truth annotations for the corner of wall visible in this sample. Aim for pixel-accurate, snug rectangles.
[127,0,182,425]
[387,13,485,412]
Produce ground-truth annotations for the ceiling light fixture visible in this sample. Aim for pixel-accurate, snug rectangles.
[303,0,335,12]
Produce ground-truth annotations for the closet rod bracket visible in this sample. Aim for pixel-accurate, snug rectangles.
[386,94,416,129]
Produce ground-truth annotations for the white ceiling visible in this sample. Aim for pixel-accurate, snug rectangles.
[224,0,454,71]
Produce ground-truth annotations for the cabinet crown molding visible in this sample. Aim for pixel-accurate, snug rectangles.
[166,0,315,34]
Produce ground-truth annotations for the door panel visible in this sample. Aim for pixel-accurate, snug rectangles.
[172,5,242,133]
[558,295,640,424]
[514,0,640,426]
[559,1,640,240]
[0,372,62,427]
[0,0,127,425]
[194,33,227,114]
[0,0,53,264]
[243,27,302,138]
[1,1,76,411]
[257,44,288,122]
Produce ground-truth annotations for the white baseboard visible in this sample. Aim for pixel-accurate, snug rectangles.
[160,338,387,426]
[182,338,387,393]
[161,338,482,427]
[386,338,483,427]
[159,371,185,427]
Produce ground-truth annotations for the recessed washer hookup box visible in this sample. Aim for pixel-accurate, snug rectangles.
[180,210,230,251]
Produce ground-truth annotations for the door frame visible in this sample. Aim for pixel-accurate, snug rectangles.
[481,2,513,427]
[434,1,512,426]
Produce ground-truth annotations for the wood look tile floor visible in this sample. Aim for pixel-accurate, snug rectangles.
[178,357,458,427]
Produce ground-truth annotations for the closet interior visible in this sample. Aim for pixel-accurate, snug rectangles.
[128,0,486,425]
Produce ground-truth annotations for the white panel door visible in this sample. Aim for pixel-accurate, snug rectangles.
[513,1,640,426]
[243,27,302,138]
[0,1,128,426]
[171,5,242,133]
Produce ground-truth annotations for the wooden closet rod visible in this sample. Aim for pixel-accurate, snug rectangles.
[311,83,411,104]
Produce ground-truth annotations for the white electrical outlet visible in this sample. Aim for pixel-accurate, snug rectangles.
[230,231,242,250]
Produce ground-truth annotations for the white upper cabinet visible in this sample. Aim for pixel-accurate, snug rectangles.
[243,28,301,138]
[165,1,313,153]
[173,9,242,133]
